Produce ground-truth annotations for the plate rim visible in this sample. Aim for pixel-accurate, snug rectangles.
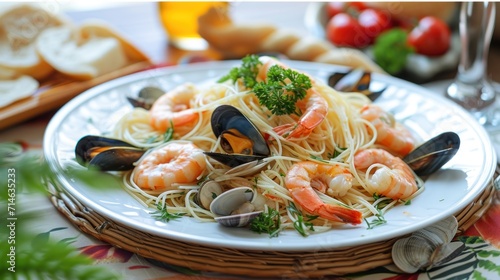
[43,60,496,251]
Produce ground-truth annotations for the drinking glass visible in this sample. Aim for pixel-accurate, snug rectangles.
[445,2,500,130]
[158,2,228,51]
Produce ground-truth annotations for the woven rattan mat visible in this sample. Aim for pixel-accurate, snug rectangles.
[47,170,498,278]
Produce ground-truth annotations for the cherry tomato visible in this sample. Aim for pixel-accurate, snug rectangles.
[325,2,368,19]
[407,16,451,56]
[326,13,371,48]
[358,9,392,43]
[325,2,346,19]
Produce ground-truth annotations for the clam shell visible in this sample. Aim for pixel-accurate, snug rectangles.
[215,211,262,227]
[392,216,460,273]
[209,187,262,227]
[224,158,271,176]
[195,180,223,210]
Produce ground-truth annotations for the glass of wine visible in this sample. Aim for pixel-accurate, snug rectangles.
[445,2,500,130]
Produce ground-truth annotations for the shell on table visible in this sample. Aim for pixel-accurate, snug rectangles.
[392,215,464,273]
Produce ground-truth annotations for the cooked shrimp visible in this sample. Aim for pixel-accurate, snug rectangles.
[257,56,328,139]
[273,89,328,139]
[150,83,199,136]
[133,142,206,191]
[354,148,417,200]
[285,161,362,224]
[360,104,415,156]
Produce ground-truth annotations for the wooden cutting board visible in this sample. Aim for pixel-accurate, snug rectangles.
[0,61,152,131]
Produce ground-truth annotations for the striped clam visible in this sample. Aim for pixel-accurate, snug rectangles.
[205,105,271,171]
[392,216,464,273]
[209,186,264,227]
[74,135,145,171]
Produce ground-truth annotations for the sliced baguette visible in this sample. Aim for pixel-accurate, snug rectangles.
[0,3,67,80]
[36,21,150,80]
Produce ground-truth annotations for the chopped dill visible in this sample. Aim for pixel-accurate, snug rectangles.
[151,203,185,222]
[364,210,387,229]
[250,207,282,238]
[288,202,318,237]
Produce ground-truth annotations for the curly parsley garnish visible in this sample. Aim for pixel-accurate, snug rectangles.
[151,203,185,222]
[250,207,282,238]
[218,54,262,88]
[218,55,312,116]
[254,65,311,115]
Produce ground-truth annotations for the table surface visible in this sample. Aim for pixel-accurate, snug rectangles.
[2,2,500,280]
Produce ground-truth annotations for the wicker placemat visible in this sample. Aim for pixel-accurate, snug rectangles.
[46,171,497,278]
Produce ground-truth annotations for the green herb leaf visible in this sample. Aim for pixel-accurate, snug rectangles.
[250,207,282,237]
[364,210,387,230]
[253,65,311,115]
[218,54,262,88]
[373,28,414,75]
[151,203,185,222]
[287,202,318,237]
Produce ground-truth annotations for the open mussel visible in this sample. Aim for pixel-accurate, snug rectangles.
[328,69,386,101]
[75,135,146,171]
[126,86,164,110]
[209,186,263,227]
[206,105,270,168]
[403,132,460,176]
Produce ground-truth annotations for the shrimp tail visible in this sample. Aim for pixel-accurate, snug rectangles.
[290,187,362,225]
[316,204,363,225]
[273,123,309,139]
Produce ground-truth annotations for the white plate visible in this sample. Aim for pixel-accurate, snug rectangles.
[304,3,461,80]
[44,60,495,251]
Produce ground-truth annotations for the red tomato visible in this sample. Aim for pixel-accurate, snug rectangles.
[326,13,371,48]
[358,9,392,43]
[325,2,346,19]
[325,2,368,19]
[407,16,451,56]
[348,2,368,12]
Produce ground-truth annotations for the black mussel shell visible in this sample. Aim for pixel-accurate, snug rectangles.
[328,69,386,101]
[75,135,145,171]
[403,132,460,176]
[211,105,270,156]
[126,86,164,110]
[204,152,267,168]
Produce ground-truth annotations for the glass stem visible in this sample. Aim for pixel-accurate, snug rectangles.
[446,2,496,111]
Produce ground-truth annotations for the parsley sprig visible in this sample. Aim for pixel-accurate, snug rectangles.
[250,207,282,238]
[218,55,312,116]
[253,65,311,115]
[218,54,262,88]
[151,203,185,222]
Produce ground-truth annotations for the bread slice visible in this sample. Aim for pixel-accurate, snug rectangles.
[36,20,150,80]
[0,75,39,107]
[0,3,67,80]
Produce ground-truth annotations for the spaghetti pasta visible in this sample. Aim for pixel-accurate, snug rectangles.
[113,56,423,236]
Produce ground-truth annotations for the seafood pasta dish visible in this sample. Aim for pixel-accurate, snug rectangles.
[75,55,431,236]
